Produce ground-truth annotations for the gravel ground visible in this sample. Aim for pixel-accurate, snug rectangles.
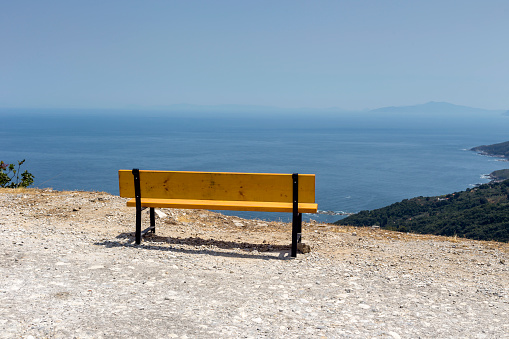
[1,188,508,338]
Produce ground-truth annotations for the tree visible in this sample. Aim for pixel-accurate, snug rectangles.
[0,160,34,188]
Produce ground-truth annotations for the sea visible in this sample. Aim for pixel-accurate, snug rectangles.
[1,108,508,223]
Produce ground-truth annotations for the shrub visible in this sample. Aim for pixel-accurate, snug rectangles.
[0,159,34,188]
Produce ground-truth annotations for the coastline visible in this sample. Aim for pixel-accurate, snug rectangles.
[471,140,509,162]
[474,150,509,162]
[471,144,509,182]
[487,169,509,182]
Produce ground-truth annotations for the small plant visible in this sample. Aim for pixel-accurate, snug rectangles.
[0,159,34,188]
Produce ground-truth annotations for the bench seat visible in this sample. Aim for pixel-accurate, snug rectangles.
[126,198,318,213]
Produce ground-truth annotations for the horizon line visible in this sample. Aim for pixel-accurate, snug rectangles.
[0,101,507,112]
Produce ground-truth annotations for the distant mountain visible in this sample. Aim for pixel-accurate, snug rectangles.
[335,180,509,242]
[471,141,509,160]
[151,102,504,116]
[370,101,504,116]
[1,101,505,118]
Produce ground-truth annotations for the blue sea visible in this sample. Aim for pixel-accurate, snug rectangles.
[1,108,508,223]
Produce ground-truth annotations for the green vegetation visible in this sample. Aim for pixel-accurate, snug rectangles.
[490,169,509,181]
[471,140,509,159]
[0,160,34,188]
[335,180,509,242]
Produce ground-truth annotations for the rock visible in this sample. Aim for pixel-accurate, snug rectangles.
[155,209,167,218]
[297,243,311,253]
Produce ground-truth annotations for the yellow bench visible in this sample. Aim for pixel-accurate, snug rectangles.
[118,169,318,257]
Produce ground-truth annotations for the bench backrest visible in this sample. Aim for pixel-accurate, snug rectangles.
[118,170,315,203]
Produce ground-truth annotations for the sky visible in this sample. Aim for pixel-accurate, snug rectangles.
[1,0,508,111]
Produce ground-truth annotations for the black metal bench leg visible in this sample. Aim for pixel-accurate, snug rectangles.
[297,212,302,235]
[150,207,155,233]
[291,212,302,257]
[133,168,142,245]
[135,204,142,245]
[291,173,301,258]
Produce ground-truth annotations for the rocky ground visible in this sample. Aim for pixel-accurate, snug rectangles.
[1,188,508,338]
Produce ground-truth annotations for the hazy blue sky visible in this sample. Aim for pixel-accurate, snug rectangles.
[2,1,508,110]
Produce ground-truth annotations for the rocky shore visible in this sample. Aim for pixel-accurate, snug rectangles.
[488,169,509,182]
[471,141,509,162]
[1,188,508,338]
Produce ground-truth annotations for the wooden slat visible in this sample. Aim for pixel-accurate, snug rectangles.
[119,170,315,203]
[126,198,318,213]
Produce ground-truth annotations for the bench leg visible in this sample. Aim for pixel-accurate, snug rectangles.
[150,207,155,233]
[291,212,302,257]
[135,204,142,245]
[133,168,143,245]
[291,173,302,258]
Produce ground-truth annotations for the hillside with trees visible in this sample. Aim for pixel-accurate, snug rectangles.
[490,169,509,181]
[471,140,509,159]
[335,180,509,242]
